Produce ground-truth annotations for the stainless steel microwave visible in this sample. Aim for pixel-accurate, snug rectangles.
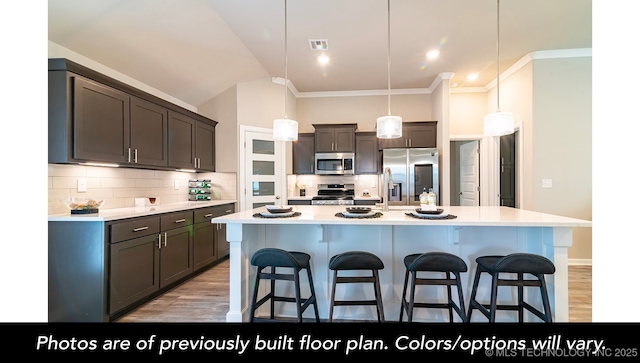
[315,153,355,175]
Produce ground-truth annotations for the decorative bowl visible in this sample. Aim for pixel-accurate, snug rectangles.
[345,207,372,214]
[265,205,293,214]
[63,197,105,214]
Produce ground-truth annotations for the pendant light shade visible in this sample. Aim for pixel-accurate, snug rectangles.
[377,0,402,139]
[484,0,514,137]
[273,0,298,141]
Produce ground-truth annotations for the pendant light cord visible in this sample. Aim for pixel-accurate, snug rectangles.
[386,0,392,116]
[284,0,289,119]
[496,0,500,112]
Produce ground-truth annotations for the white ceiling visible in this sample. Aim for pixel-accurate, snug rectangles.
[48,0,592,107]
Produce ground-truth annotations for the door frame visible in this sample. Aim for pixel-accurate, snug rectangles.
[450,121,522,207]
[238,125,287,212]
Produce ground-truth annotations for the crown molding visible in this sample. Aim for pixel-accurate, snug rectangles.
[295,48,592,98]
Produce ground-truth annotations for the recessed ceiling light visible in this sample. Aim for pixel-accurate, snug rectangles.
[426,50,440,59]
[317,55,330,65]
[467,73,479,81]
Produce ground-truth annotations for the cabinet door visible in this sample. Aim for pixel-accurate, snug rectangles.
[292,133,315,174]
[314,128,335,152]
[193,207,217,271]
[109,233,160,314]
[167,111,196,169]
[406,123,437,148]
[195,121,216,171]
[334,127,355,152]
[73,77,130,163]
[130,97,168,167]
[159,225,193,288]
[355,132,379,174]
[213,204,235,258]
[378,135,406,149]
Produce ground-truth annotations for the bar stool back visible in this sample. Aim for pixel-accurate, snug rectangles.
[328,251,385,322]
[249,248,320,322]
[399,252,468,322]
[467,253,555,322]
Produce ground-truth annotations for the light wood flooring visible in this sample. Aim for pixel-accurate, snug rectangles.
[116,259,592,323]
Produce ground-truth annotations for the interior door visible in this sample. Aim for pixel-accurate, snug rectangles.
[243,129,284,211]
[500,133,516,207]
[459,140,480,206]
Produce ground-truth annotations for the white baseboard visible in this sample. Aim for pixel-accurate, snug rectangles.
[568,258,592,266]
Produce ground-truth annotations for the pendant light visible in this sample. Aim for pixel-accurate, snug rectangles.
[376,0,402,139]
[484,0,514,137]
[273,0,298,141]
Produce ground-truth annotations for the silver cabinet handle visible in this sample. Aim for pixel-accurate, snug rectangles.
[225,210,232,213]
[133,226,148,232]
[198,158,201,168]
[158,234,162,249]
[195,157,198,168]
[174,219,186,223]
[128,148,131,163]
[405,139,408,147]
[134,148,138,163]
[164,232,167,247]
[409,139,412,147]
[204,213,213,218]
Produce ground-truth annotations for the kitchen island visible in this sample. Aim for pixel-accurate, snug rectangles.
[212,205,591,323]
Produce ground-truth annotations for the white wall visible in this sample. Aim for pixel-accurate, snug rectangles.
[198,85,239,173]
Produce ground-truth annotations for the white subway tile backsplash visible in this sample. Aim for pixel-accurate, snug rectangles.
[48,164,238,215]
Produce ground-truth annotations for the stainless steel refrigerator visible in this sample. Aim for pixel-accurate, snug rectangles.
[382,148,439,206]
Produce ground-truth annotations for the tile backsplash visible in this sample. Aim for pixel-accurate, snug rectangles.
[48,164,237,215]
[287,174,380,198]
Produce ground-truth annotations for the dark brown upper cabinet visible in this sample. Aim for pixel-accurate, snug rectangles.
[355,132,379,174]
[130,96,168,167]
[292,133,315,174]
[313,124,357,153]
[378,121,437,149]
[72,76,130,163]
[48,58,217,171]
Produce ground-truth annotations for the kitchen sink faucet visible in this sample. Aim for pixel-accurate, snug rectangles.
[382,167,393,212]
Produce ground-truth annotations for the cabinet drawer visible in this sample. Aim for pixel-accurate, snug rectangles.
[211,204,235,217]
[110,216,160,243]
[160,210,193,230]
[194,207,217,224]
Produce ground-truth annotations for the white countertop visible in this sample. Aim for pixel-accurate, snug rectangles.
[48,200,237,222]
[212,205,592,227]
[287,196,381,200]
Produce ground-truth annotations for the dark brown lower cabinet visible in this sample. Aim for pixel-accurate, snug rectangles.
[109,233,160,314]
[194,204,235,271]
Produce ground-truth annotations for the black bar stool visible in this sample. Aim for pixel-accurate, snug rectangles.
[249,248,320,322]
[467,253,555,322]
[329,251,385,322]
[399,252,468,322]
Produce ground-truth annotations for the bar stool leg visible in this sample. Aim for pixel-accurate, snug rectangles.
[517,272,524,322]
[329,270,338,322]
[269,266,276,319]
[250,266,263,322]
[399,269,410,321]
[445,271,454,322]
[408,271,417,322]
[306,267,320,322]
[454,272,467,322]
[467,265,483,320]
[373,270,385,322]
[489,274,500,322]
[293,268,303,322]
[539,274,553,322]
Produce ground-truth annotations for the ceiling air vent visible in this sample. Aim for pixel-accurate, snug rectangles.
[308,39,329,50]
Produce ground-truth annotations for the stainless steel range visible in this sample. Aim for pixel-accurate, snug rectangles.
[311,183,355,205]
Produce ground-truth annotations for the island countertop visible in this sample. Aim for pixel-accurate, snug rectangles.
[212,205,592,227]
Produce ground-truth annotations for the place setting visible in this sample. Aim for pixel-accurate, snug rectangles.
[253,205,301,218]
[405,207,457,220]
[335,206,383,219]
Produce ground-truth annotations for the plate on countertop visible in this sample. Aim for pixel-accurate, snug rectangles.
[259,210,296,218]
[414,208,444,215]
[341,211,377,218]
[265,205,293,213]
[410,211,449,218]
[345,207,371,214]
